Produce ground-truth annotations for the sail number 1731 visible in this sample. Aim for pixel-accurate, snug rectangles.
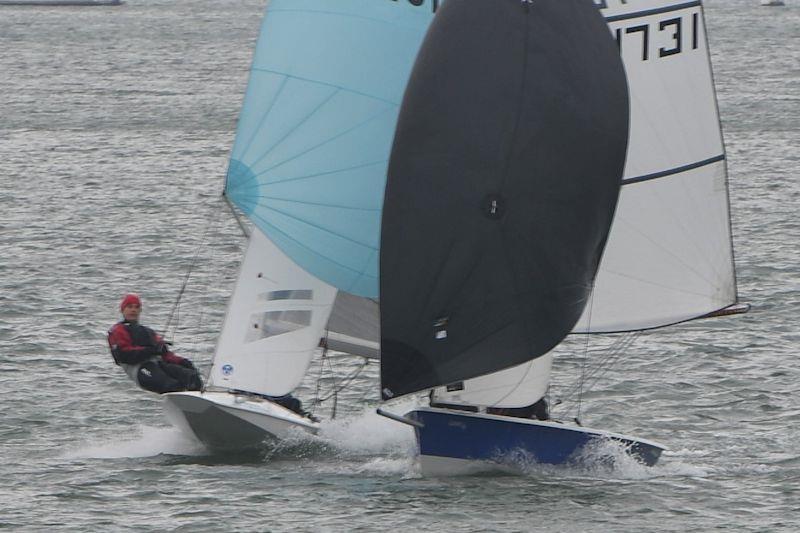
[612,12,703,61]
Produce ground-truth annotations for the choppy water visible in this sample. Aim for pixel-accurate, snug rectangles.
[1,0,798,531]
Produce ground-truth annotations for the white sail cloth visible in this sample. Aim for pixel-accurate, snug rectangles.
[575,1,736,332]
[209,227,337,397]
[435,1,738,409]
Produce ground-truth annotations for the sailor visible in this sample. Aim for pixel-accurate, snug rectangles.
[107,293,203,394]
[487,397,550,421]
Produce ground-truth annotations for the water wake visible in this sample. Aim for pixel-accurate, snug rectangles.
[65,425,206,460]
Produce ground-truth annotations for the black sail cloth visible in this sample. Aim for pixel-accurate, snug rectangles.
[379,0,629,400]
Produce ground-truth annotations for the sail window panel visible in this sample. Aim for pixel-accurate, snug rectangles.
[244,310,312,343]
[264,290,313,302]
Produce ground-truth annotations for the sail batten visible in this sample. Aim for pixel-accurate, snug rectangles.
[604,0,702,22]
[622,154,725,185]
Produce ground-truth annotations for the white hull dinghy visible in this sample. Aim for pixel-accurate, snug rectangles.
[163,0,422,452]
[164,390,318,450]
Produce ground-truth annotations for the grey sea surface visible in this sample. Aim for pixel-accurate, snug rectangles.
[1,0,798,531]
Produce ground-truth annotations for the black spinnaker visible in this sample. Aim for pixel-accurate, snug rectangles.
[379,0,630,399]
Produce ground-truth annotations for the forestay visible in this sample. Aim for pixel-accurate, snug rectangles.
[223,0,432,298]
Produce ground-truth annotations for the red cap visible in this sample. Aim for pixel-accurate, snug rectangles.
[120,293,142,312]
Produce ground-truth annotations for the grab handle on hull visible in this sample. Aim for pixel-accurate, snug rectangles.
[376,408,424,429]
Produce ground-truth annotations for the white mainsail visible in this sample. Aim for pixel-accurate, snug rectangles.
[208,227,337,397]
[434,0,739,409]
[576,1,737,332]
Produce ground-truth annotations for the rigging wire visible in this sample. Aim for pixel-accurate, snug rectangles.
[162,194,229,343]
[573,289,596,424]
[552,288,640,423]
[554,331,642,414]
[224,193,251,239]
[311,332,369,419]
[575,327,591,424]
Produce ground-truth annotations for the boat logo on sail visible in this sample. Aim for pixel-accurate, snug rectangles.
[222,364,234,376]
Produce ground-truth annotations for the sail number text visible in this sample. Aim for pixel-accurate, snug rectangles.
[387,0,706,62]
[611,12,703,61]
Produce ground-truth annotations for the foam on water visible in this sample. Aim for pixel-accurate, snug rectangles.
[65,424,206,460]
[317,402,418,457]
[2,0,798,529]
[476,438,711,481]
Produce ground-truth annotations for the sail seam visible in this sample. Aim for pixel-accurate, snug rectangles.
[249,159,387,187]
[255,205,377,249]
[248,105,395,181]
[247,86,341,171]
[622,154,724,185]
[604,1,702,23]
[253,195,381,212]
[236,75,290,167]
[249,212,378,278]
[251,68,402,106]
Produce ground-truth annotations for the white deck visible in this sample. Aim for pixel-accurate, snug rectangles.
[163,390,318,451]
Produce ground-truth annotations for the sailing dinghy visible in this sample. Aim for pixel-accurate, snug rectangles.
[377,0,748,475]
[164,0,431,450]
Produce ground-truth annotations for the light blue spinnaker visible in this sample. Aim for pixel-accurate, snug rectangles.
[225,0,437,298]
